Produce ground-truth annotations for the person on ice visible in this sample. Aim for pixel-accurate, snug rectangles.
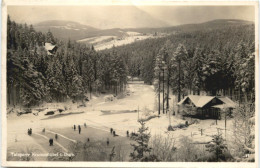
[29,128,32,135]
[110,128,113,134]
[74,125,76,131]
[78,125,81,134]
[107,138,109,146]
[49,138,53,146]
[55,134,58,140]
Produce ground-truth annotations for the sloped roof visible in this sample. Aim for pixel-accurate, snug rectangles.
[45,43,56,51]
[178,95,215,108]
[214,97,237,108]
[178,95,237,109]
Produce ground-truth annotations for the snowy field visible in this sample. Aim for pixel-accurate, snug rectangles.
[77,36,116,44]
[6,83,234,161]
[77,32,156,51]
[94,35,153,50]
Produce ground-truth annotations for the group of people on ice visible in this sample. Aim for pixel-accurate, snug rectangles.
[27,122,132,147]
[73,124,83,134]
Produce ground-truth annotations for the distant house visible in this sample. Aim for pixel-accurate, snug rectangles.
[44,43,57,55]
[177,95,237,119]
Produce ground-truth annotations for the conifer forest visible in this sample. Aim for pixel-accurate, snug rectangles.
[5,5,257,164]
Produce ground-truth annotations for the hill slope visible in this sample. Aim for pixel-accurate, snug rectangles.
[35,19,254,46]
[34,20,99,40]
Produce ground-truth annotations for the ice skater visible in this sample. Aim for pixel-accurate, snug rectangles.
[55,134,58,140]
[49,138,53,146]
[107,138,109,146]
[28,128,32,136]
[78,125,81,134]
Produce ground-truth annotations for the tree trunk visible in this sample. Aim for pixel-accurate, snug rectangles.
[162,69,165,114]
[89,84,92,99]
[166,73,170,113]
[178,60,181,102]
[158,73,160,115]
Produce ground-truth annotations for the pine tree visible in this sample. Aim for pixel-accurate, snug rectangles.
[202,50,222,95]
[234,42,255,102]
[205,133,228,161]
[154,47,167,115]
[170,43,188,102]
[130,121,159,161]
[82,53,95,99]
[46,30,55,44]
[192,46,205,95]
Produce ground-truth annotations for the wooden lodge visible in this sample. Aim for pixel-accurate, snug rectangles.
[177,95,237,119]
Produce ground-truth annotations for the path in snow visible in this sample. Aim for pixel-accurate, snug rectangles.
[7,83,234,161]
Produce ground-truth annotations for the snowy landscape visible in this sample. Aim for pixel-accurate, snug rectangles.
[4,5,256,164]
[77,32,156,51]
[7,83,239,162]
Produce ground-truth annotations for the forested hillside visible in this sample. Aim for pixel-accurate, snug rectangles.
[103,23,255,102]
[7,16,127,107]
[6,15,255,107]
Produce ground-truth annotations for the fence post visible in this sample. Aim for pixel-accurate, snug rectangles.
[216,114,218,125]
[225,109,227,140]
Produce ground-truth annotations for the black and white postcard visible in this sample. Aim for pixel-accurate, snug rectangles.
[1,0,258,167]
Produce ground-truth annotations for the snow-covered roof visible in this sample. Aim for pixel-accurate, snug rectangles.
[178,95,215,108]
[214,97,237,108]
[178,95,237,109]
[44,43,57,55]
[45,43,56,51]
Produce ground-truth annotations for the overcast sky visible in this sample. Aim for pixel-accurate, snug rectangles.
[8,5,255,29]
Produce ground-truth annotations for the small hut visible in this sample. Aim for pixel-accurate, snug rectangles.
[177,95,237,119]
[44,43,57,55]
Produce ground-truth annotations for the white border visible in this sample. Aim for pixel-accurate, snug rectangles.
[1,0,259,167]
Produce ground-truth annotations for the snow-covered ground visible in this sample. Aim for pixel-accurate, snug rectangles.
[126,31,141,36]
[77,33,157,51]
[6,82,234,160]
[94,35,153,50]
[77,36,116,43]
